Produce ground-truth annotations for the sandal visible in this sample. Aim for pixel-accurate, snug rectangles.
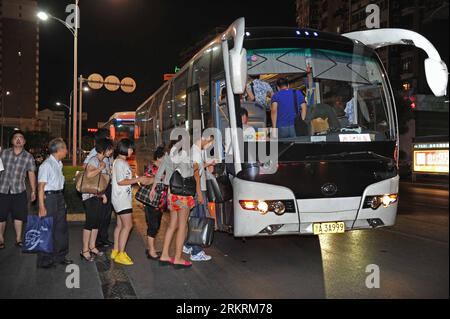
[80,251,94,262]
[173,260,193,269]
[159,257,175,267]
[145,249,160,260]
[89,247,104,257]
[0,242,5,250]
[15,241,23,248]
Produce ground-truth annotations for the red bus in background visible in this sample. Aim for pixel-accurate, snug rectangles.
[102,111,139,171]
[102,112,138,143]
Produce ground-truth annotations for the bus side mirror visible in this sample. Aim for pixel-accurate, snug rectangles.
[424,58,448,97]
[229,48,248,95]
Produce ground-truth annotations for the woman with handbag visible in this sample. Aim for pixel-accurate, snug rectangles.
[143,146,167,260]
[111,139,152,266]
[80,138,114,262]
[150,141,201,269]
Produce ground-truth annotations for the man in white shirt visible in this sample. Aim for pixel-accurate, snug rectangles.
[36,138,71,269]
[183,136,216,262]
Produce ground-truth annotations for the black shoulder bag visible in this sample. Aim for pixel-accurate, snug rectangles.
[169,170,197,197]
[293,90,309,136]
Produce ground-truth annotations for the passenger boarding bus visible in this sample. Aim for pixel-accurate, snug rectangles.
[135,18,448,237]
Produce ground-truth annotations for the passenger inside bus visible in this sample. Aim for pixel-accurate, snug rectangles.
[270,77,307,139]
[308,102,341,134]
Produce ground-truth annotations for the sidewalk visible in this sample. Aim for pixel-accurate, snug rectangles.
[0,200,206,299]
[0,224,103,299]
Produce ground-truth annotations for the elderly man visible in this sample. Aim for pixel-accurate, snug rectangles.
[37,138,72,268]
[0,129,37,249]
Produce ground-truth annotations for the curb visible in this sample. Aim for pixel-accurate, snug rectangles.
[67,213,117,223]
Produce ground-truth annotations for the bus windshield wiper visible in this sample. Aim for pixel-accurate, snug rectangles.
[306,151,393,162]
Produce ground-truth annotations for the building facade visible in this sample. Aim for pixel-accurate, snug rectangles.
[0,0,39,119]
[37,108,67,139]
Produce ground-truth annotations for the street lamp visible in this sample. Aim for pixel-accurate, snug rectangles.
[78,83,90,162]
[37,0,79,166]
[55,101,72,157]
[36,11,49,21]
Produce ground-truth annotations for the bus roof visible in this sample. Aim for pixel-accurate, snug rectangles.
[108,112,135,122]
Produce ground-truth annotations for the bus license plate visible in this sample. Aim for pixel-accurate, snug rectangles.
[313,222,346,235]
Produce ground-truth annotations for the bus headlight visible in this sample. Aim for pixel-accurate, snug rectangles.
[239,200,269,215]
[257,201,269,215]
[273,201,286,215]
[363,194,398,210]
[239,200,291,215]
[381,194,398,207]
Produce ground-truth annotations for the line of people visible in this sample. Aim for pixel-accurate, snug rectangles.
[79,131,215,267]
[0,128,215,270]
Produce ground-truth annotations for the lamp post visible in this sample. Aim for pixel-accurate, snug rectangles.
[37,0,79,166]
[56,100,72,158]
[0,90,11,149]
[78,82,90,163]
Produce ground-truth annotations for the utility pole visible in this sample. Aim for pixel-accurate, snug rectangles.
[72,0,79,166]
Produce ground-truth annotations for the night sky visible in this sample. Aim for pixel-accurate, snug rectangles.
[37,0,298,127]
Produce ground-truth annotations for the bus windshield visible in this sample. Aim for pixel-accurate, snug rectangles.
[241,47,395,143]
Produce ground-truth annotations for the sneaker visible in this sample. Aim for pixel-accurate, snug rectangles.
[190,251,212,262]
[123,252,133,262]
[110,249,119,260]
[183,245,193,255]
[114,252,134,266]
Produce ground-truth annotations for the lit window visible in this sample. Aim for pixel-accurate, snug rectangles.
[402,82,411,91]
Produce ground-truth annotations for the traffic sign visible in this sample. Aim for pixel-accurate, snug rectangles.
[85,73,136,94]
[121,77,136,93]
[87,73,104,90]
[104,75,121,92]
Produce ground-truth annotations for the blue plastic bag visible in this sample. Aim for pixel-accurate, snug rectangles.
[23,215,54,254]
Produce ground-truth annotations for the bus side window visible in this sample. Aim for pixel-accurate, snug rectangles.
[162,84,174,132]
[187,84,202,127]
[173,71,188,129]
[145,100,155,148]
[191,49,212,128]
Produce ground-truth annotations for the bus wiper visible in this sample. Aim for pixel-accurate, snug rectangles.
[306,151,393,162]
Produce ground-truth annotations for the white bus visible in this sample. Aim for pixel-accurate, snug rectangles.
[135,18,448,237]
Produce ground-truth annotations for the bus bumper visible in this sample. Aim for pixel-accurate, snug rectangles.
[232,176,399,237]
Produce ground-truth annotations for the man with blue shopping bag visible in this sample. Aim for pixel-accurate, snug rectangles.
[36,138,72,269]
